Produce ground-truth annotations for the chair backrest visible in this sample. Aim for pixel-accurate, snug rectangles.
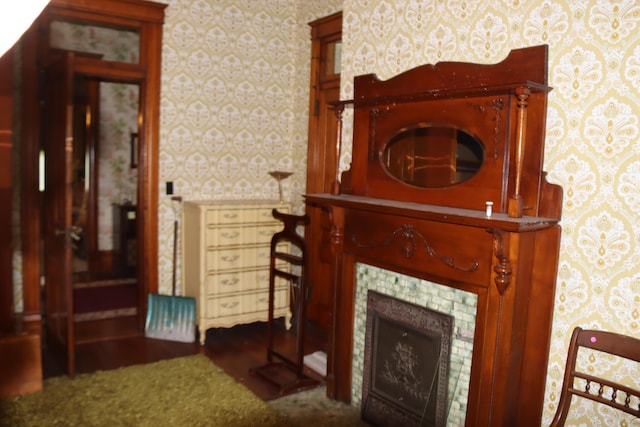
[549,326,640,426]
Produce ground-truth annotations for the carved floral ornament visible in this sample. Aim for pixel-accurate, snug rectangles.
[351,223,479,272]
[351,223,516,295]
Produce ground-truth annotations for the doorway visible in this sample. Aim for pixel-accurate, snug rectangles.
[19,0,166,377]
[67,76,141,333]
[40,54,143,353]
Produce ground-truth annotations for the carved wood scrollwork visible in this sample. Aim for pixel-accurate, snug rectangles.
[352,223,479,272]
[489,229,512,295]
[466,97,505,163]
[368,107,379,161]
[492,98,505,162]
[328,206,344,248]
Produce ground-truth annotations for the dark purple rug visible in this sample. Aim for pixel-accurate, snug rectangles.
[73,279,138,321]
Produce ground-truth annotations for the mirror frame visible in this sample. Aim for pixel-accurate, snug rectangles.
[338,45,561,220]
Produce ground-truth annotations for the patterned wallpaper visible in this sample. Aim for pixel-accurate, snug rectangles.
[156,0,342,296]
[338,0,639,425]
[97,82,139,250]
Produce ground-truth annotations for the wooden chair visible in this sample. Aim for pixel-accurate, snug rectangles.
[249,209,320,395]
[549,326,640,426]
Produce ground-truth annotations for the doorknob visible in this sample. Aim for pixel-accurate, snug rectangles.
[55,226,82,241]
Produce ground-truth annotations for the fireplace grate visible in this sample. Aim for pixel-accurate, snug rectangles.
[362,290,454,427]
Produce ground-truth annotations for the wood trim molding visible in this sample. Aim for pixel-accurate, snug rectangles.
[18,0,166,337]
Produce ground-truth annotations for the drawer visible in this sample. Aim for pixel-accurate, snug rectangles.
[255,270,290,291]
[255,223,283,244]
[206,226,244,247]
[205,224,282,247]
[246,289,288,313]
[205,205,290,226]
[206,247,258,271]
[205,271,245,296]
[254,242,291,267]
[207,270,279,295]
[206,245,292,272]
[207,295,243,318]
[256,270,270,290]
[256,206,289,223]
[206,208,257,225]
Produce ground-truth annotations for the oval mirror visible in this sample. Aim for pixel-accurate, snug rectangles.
[381,124,484,188]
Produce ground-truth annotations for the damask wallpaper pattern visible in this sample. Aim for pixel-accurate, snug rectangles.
[156,0,342,299]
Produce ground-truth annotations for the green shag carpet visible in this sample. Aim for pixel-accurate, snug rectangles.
[0,354,290,427]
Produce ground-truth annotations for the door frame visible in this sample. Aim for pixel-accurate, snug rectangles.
[19,0,166,342]
[305,11,342,330]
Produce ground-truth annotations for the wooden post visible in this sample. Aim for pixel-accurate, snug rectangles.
[331,104,344,195]
[508,86,531,218]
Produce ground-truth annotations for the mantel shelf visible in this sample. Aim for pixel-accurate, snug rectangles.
[305,193,559,232]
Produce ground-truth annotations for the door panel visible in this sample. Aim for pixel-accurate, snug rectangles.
[43,52,75,377]
[306,84,340,329]
[305,12,342,330]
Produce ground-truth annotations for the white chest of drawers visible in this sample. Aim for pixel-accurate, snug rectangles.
[183,200,291,344]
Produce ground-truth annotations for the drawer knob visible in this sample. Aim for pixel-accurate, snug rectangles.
[222,301,239,308]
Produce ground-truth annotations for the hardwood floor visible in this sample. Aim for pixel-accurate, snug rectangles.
[203,319,327,400]
[43,318,328,402]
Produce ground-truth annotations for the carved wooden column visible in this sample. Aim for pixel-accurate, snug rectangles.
[508,87,531,218]
[326,204,346,399]
[331,105,344,195]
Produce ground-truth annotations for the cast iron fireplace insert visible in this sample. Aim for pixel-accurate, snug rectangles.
[362,290,454,427]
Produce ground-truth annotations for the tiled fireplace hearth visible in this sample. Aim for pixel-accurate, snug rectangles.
[353,264,477,426]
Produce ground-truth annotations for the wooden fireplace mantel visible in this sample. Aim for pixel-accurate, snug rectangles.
[305,45,563,427]
[306,194,559,232]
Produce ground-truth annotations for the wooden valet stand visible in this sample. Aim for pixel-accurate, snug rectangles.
[250,209,320,396]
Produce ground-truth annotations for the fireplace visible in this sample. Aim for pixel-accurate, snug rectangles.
[355,265,476,426]
[362,290,454,427]
[305,46,563,426]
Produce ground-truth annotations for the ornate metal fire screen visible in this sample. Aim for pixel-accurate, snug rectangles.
[362,291,454,427]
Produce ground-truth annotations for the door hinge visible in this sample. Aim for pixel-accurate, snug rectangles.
[313,99,320,117]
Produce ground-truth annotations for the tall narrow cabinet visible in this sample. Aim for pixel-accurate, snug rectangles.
[183,200,291,344]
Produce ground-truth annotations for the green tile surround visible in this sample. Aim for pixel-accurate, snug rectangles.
[352,263,478,426]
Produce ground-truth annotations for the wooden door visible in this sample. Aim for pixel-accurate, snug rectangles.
[42,52,76,377]
[305,12,342,330]
[0,51,13,333]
